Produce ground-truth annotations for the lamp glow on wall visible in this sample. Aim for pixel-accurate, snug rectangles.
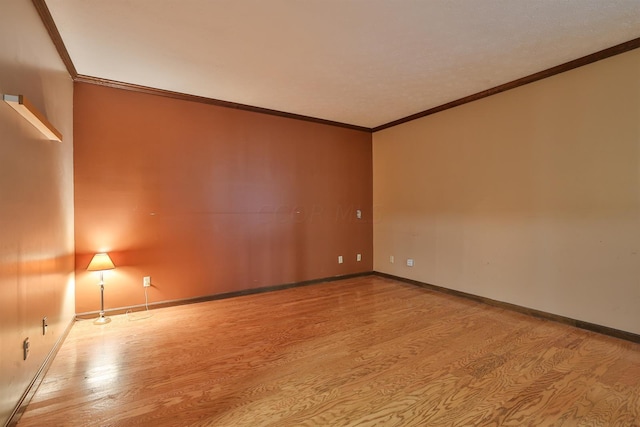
[87,253,116,325]
[2,94,62,142]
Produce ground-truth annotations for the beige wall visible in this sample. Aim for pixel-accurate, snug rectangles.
[373,48,640,335]
[0,1,75,424]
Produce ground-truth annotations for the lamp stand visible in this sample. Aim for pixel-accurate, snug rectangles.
[94,271,111,325]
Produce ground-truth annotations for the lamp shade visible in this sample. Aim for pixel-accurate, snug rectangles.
[87,253,115,271]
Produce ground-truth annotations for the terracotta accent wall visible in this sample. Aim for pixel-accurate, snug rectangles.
[74,83,372,314]
[374,48,640,334]
[0,2,75,424]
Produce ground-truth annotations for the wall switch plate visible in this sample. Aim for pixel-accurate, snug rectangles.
[42,317,48,335]
[23,337,29,360]
[143,276,151,287]
[338,256,343,264]
[390,255,394,263]
[357,253,362,262]
[407,259,414,267]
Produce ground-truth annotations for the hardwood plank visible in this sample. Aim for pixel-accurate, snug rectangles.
[18,276,640,426]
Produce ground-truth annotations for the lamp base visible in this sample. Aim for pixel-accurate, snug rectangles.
[93,315,111,325]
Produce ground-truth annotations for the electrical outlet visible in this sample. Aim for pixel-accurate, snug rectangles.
[357,253,362,262]
[42,317,48,335]
[23,337,29,360]
[407,259,414,267]
[390,255,394,264]
[338,256,343,264]
[356,209,362,219]
[143,276,151,287]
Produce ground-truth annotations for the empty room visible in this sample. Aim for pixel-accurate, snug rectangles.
[2,0,639,426]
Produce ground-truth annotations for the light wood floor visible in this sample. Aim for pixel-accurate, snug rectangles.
[18,275,640,426]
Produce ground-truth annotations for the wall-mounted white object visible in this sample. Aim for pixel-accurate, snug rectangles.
[3,94,62,142]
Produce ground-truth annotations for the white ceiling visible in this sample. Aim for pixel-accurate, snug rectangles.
[45,0,640,129]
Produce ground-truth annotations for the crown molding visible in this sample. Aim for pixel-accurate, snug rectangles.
[32,0,77,78]
[373,37,640,132]
[32,0,640,133]
[74,74,371,132]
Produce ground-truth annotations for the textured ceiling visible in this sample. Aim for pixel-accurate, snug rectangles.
[45,0,640,129]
